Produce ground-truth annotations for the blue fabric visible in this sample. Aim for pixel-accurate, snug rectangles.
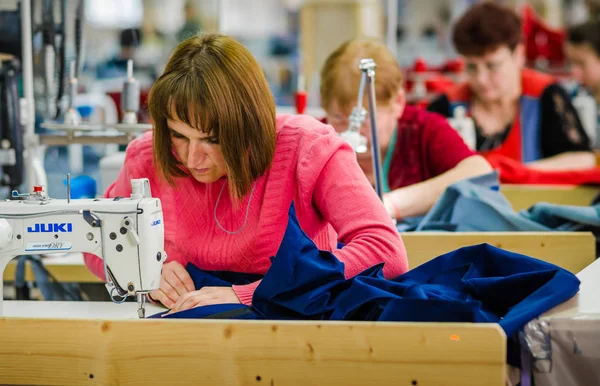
[520,96,543,162]
[149,303,256,319]
[403,171,600,232]
[149,265,262,319]
[186,264,263,288]
[152,203,580,344]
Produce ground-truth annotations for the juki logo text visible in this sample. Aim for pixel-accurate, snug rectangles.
[27,223,74,233]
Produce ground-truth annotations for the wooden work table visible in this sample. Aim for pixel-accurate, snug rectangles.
[1,238,597,385]
[501,184,599,212]
[0,301,507,386]
[402,232,595,273]
[3,252,100,283]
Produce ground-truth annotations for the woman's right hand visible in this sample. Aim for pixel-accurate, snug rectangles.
[149,261,196,309]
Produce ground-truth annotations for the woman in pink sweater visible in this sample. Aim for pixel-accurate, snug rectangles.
[84,33,408,313]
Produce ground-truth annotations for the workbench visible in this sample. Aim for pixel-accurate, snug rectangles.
[0,300,507,385]
[501,184,599,212]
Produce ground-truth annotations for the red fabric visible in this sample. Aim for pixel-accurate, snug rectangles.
[444,80,471,102]
[485,153,600,185]
[521,5,566,66]
[84,114,408,304]
[424,75,455,94]
[480,114,523,162]
[387,106,476,190]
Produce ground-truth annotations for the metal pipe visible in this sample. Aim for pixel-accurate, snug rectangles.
[66,173,71,203]
[20,0,39,189]
[340,58,385,201]
[20,0,34,139]
[355,71,367,108]
[39,134,134,146]
[74,0,84,79]
[360,59,384,201]
[42,0,56,119]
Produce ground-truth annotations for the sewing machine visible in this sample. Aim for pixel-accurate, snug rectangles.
[0,178,165,318]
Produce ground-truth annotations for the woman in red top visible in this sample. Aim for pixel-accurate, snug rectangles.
[320,38,492,220]
[428,2,595,170]
[85,34,408,312]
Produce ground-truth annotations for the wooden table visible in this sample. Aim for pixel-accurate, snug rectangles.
[0,299,506,386]
[403,232,595,273]
[3,253,101,283]
[501,184,599,212]
[3,233,597,385]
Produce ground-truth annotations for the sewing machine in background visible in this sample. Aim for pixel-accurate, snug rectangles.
[0,178,165,318]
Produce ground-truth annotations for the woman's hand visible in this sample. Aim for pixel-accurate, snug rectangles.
[149,261,195,308]
[382,193,402,220]
[166,287,241,314]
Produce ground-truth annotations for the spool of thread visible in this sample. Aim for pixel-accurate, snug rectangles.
[68,60,78,109]
[63,175,97,199]
[449,106,476,151]
[121,59,140,123]
[295,74,307,114]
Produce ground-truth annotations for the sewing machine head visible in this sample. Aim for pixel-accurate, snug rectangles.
[0,178,165,318]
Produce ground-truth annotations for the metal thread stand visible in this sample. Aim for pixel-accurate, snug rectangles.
[342,58,384,201]
[20,0,44,190]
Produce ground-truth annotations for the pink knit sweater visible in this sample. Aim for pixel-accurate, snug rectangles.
[84,114,408,304]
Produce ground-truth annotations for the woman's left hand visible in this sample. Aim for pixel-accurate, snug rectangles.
[166,286,241,314]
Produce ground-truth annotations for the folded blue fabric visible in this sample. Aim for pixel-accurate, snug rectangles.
[153,203,580,343]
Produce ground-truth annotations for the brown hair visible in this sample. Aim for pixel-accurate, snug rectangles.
[148,33,276,198]
[568,20,600,57]
[452,2,522,57]
[320,38,403,111]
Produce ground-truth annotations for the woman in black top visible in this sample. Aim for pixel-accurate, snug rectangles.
[427,2,594,170]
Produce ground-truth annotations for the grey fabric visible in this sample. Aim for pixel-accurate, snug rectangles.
[404,172,600,233]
